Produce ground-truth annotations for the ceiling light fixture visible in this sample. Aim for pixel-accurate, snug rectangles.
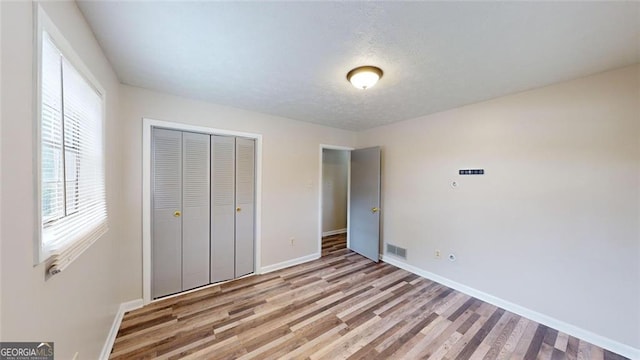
[346,65,383,90]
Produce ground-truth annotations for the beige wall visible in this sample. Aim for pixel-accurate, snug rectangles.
[358,65,640,349]
[322,149,349,233]
[118,85,355,301]
[0,1,122,358]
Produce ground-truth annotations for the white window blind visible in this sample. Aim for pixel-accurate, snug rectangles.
[40,32,107,275]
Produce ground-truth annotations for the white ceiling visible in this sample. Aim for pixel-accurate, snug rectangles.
[77,1,640,131]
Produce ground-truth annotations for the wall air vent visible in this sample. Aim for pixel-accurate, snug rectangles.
[386,243,407,259]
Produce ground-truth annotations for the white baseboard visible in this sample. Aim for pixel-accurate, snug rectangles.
[260,253,320,274]
[100,299,144,360]
[381,256,639,360]
[322,228,347,237]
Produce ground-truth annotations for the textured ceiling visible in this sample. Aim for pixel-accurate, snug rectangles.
[77,1,640,131]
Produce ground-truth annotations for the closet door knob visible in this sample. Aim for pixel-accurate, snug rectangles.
[236,207,241,212]
[173,210,181,217]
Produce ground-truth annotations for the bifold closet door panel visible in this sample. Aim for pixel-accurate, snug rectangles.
[182,132,211,291]
[152,128,183,299]
[211,135,236,283]
[235,138,255,277]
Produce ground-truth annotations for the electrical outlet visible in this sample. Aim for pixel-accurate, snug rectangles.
[435,250,441,259]
[290,237,295,246]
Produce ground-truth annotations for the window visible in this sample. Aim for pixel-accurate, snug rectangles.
[38,28,107,275]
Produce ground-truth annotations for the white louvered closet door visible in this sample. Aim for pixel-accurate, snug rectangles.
[210,135,236,283]
[152,128,182,299]
[235,138,255,277]
[182,132,211,291]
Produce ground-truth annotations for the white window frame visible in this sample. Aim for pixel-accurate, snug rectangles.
[34,4,108,269]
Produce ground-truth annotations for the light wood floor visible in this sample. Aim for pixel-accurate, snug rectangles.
[111,234,628,359]
[321,233,347,257]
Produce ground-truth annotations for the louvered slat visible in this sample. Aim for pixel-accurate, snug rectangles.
[211,135,236,283]
[182,132,210,291]
[151,128,182,298]
[235,138,255,277]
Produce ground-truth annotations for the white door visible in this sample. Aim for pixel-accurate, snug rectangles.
[152,131,256,297]
[235,138,255,277]
[211,135,236,283]
[181,132,210,291]
[152,128,183,298]
[349,147,381,262]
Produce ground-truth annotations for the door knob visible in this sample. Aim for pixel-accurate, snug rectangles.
[236,207,241,212]
[371,207,379,213]
[173,210,181,217]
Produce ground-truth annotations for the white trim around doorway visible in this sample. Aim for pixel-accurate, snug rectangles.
[142,118,263,305]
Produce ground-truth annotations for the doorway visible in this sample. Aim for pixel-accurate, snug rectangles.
[321,148,350,256]
[318,144,382,262]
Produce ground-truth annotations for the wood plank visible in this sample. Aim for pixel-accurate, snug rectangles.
[523,324,549,360]
[455,308,506,359]
[496,316,528,360]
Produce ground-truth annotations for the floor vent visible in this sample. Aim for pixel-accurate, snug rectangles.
[386,243,407,259]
